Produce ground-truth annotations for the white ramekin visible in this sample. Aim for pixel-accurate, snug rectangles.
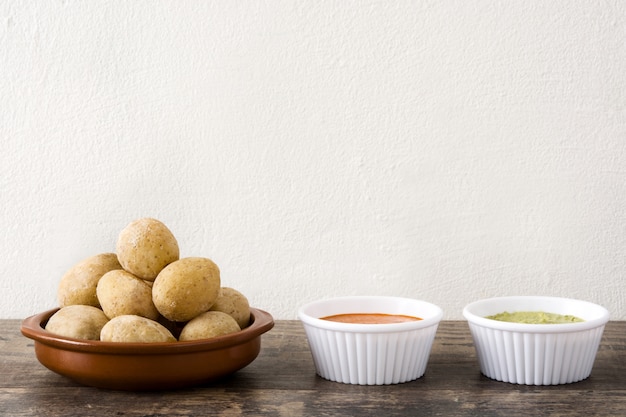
[463,296,609,385]
[298,296,443,385]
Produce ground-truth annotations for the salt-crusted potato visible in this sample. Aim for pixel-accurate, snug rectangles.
[100,315,176,343]
[152,257,221,322]
[210,287,251,328]
[116,218,179,281]
[57,253,122,308]
[179,311,241,341]
[96,269,159,320]
[45,305,109,340]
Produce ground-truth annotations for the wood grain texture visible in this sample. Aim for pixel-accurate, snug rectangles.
[2,320,625,416]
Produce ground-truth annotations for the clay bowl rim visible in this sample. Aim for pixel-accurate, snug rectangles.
[21,307,275,354]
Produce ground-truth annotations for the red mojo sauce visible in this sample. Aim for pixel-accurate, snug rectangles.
[321,313,422,324]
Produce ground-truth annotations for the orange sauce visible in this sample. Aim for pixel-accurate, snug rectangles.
[321,313,422,324]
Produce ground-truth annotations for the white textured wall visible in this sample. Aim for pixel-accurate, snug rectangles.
[2,1,625,320]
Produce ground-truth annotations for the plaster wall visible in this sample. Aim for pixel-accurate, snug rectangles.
[2,1,625,319]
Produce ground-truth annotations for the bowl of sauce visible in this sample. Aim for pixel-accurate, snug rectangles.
[298,296,443,385]
[463,296,609,385]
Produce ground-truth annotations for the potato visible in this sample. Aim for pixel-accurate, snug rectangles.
[152,257,221,322]
[45,305,109,340]
[100,315,176,343]
[57,253,122,308]
[179,311,240,341]
[96,269,159,320]
[210,287,251,328]
[116,218,179,281]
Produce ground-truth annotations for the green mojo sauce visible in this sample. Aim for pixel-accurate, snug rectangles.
[486,311,584,324]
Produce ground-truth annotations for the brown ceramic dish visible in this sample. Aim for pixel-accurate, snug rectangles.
[21,307,274,391]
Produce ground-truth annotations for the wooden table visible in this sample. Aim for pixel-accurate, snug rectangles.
[2,319,625,416]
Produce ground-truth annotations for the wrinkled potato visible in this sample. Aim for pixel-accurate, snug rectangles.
[96,269,159,320]
[100,315,176,343]
[116,218,179,281]
[152,257,221,322]
[49,217,254,345]
[179,311,240,341]
[57,253,122,308]
[210,287,251,328]
[45,305,109,340]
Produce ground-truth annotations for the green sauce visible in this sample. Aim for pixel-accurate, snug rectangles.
[486,311,584,324]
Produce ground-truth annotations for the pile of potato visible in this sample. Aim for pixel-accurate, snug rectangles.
[46,218,251,343]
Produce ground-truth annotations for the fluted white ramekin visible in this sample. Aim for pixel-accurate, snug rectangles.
[463,296,609,385]
[298,296,443,385]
